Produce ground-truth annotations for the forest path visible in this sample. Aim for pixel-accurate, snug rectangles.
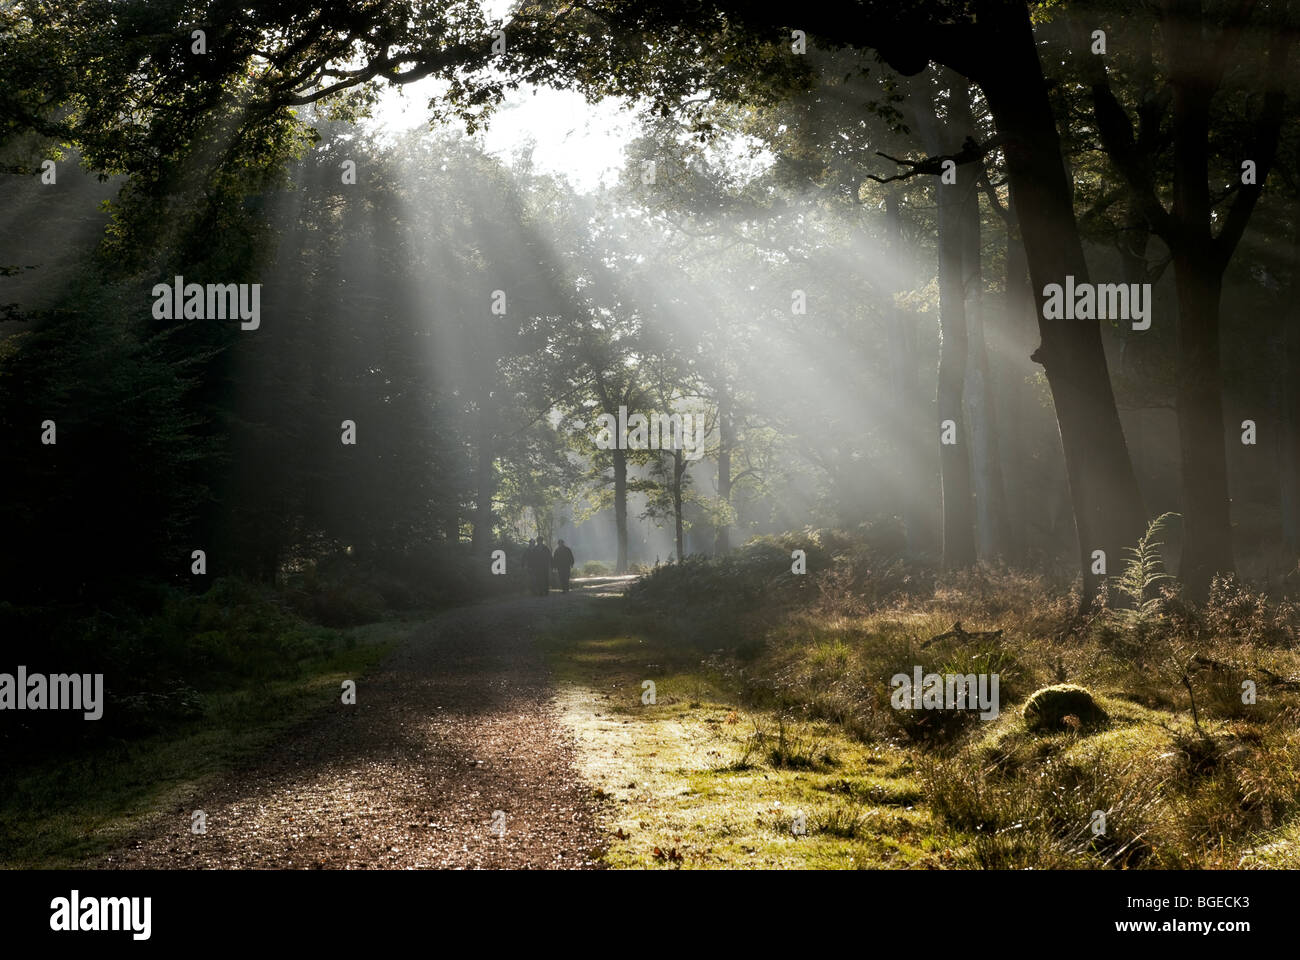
[96,581,627,869]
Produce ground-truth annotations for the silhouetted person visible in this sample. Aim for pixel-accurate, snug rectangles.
[528,539,551,596]
[553,539,575,593]
[539,540,554,595]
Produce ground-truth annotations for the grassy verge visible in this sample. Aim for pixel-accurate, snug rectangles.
[537,597,954,868]
[538,532,1300,869]
[0,619,407,868]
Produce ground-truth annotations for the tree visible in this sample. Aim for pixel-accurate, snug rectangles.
[906,71,980,570]
[1069,0,1297,598]
[4,0,1167,599]
[501,0,1148,601]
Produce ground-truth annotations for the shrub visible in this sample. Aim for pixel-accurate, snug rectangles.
[1202,575,1300,647]
[0,576,359,757]
[921,744,1164,868]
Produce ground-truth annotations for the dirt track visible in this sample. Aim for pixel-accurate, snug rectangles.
[96,585,613,869]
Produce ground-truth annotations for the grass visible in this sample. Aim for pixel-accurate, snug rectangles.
[536,534,1300,869]
[13,534,1299,871]
[0,618,406,868]
[536,598,950,868]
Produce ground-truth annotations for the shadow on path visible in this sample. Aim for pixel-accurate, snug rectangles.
[96,582,628,869]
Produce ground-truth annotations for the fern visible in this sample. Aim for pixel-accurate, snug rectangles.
[1108,512,1180,640]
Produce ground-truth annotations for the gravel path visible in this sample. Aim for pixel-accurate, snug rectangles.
[96,586,610,869]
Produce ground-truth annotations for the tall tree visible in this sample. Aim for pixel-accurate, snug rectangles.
[1073,1,1296,597]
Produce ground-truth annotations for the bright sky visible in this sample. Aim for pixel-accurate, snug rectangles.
[362,2,770,192]
[368,77,638,192]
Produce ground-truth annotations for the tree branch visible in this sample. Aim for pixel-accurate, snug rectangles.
[275,41,489,106]
[1213,26,1293,267]
[1208,0,1260,87]
[1076,20,1174,240]
[866,135,1005,184]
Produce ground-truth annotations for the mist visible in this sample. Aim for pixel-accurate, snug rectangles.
[4,0,1300,895]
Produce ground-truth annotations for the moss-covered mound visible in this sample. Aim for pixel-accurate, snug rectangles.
[1022,684,1108,732]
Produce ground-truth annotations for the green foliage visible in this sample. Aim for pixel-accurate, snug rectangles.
[1106,512,1180,642]
[0,272,220,600]
[627,537,815,612]
[0,576,361,757]
[0,619,398,868]
[599,524,1300,867]
[768,714,837,770]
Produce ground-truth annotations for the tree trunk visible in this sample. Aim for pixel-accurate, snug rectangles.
[612,446,629,573]
[673,450,685,562]
[886,188,926,558]
[966,264,1009,561]
[1168,76,1233,600]
[714,390,733,554]
[937,171,978,570]
[977,6,1146,603]
[998,210,1034,563]
[1283,207,1300,554]
[1172,248,1232,598]
[471,407,494,554]
[912,72,977,571]
[950,86,1009,563]
[1117,202,1153,510]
